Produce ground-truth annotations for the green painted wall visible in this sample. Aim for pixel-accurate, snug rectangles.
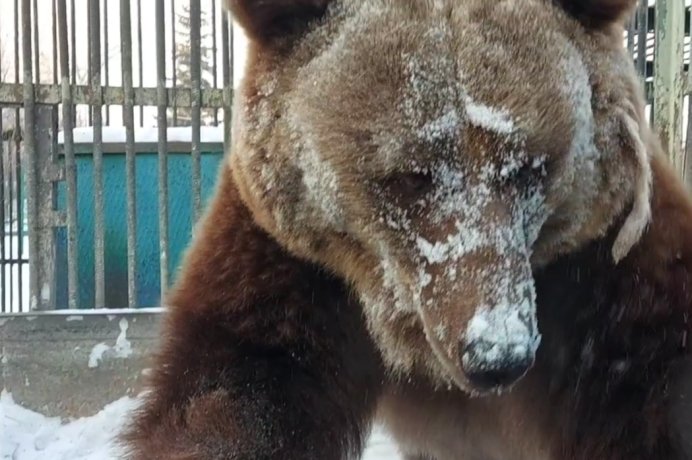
[56,150,223,309]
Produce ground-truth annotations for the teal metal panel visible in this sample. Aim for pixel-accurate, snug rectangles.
[56,151,223,309]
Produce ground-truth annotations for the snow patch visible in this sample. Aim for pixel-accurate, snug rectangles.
[57,126,224,145]
[418,107,461,142]
[1,391,139,460]
[464,97,515,135]
[0,391,402,460]
[4,307,164,318]
[87,344,111,369]
[416,224,487,265]
[87,318,133,369]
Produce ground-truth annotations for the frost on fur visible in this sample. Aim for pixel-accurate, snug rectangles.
[229,0,658,394]
[611,109,652,263]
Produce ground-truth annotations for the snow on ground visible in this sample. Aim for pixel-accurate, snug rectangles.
[1,391,402,460]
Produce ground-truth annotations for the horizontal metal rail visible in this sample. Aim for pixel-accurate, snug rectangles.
[0,83,228,108]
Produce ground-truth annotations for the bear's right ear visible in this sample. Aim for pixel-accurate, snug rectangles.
[225,0,331,43]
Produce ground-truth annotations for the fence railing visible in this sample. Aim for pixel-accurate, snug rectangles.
[0,0,690,312]
[0,0,235,312]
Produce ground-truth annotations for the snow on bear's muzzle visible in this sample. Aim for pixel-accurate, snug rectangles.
[414,193,543,394]
[459,262,539,393]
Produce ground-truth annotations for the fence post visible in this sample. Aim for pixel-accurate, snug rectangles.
[21,0,40,312]
[34,105,61,310]
[654,0,685,176]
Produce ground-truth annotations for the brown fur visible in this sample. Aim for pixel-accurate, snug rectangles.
[123,1,692,459]
[228,0,330,42]
[557,0,638,28]
[379,155,692,459]
[122,171,383,459]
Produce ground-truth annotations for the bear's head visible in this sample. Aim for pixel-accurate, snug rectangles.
[227,0,652,394]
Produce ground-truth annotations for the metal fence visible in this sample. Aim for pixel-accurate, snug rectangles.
[0,0,690,312]
[0,0,234,312]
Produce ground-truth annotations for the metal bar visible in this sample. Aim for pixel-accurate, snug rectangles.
[15,0,19,83]
[212,0,218,124]
[13,0,19,310]
[87,1,93,126]
[1,11,6,309]
[90,0,105,309]
[52,0,58,84]
[0,258,29,264]
[21,0,39,312]
[15,107,23,311]
[627,15,635,57]
[50,0,61,298]
[70,0,76,85]
[0,83,227,107]
[0,108,5,312]
[156,0,169,296]
[637,0,649,81]
[87,1,92,83]
[103,0,110,125]
[32,0,39,84]
[70,0,76,127]
[137,0,144,126]
[190,0,202,222]
[58,0,79,309]
[222,8,232,151]
[654,0,686,176]
[9,126,16,311]
[171,0,178,126]
[121,0,138,309]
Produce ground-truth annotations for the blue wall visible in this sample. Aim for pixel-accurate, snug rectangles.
[55,150,223,309]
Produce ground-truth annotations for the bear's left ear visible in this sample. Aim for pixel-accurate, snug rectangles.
[225,0,331,43]
[556,0,638,28]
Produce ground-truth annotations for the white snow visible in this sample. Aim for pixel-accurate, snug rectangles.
[1,391,403,460]
[464,97,515,135]
[86,319,133,369]
[418,107,461,141]
[463,282,542,368]
[6,308,165,317]
[1,391,139,460]
[57,126,224,145]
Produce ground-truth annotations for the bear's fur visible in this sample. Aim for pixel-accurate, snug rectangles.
[123,0,692,459]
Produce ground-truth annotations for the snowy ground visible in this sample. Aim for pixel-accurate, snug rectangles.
[1,391,402,460]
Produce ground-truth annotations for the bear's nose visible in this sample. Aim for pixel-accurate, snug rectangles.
[460,340,534,391]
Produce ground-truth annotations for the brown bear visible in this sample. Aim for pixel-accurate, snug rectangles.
[123,0,692,459]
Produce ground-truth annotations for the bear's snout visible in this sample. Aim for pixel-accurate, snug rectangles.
[457,297,540,392]
[460,339,535,391]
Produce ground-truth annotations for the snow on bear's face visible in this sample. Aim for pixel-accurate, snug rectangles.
[229,0,650,394]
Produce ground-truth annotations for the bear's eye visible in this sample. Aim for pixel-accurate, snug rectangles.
[385,172,434,198]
